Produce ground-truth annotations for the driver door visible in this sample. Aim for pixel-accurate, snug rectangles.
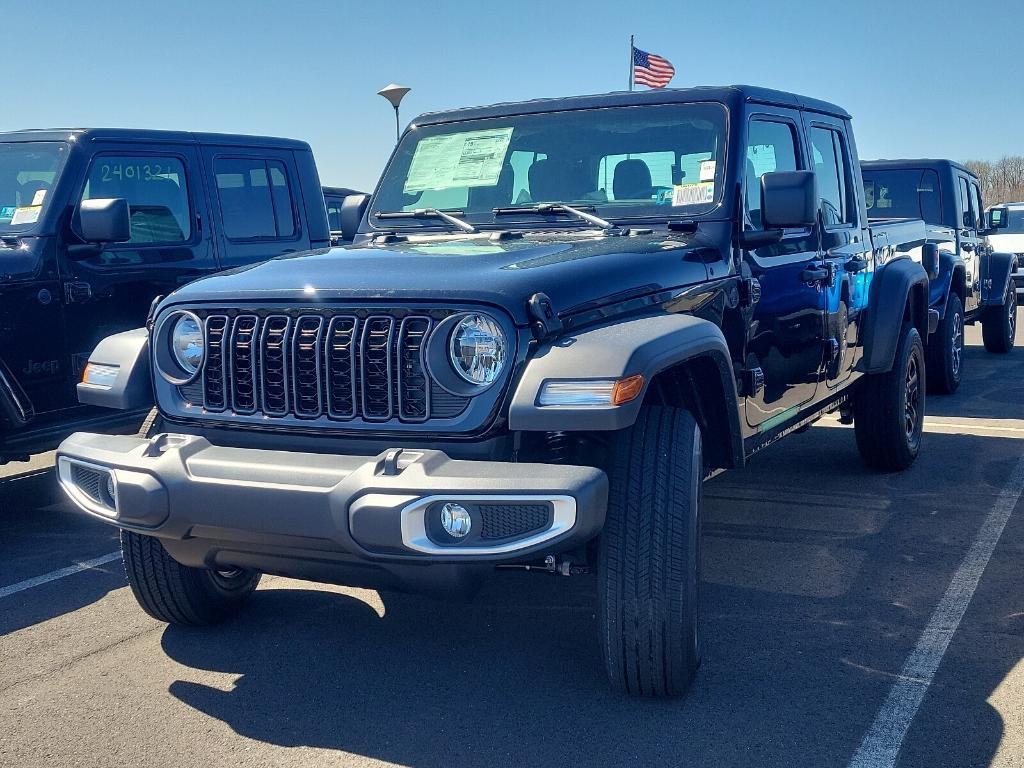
[60,145,216,379]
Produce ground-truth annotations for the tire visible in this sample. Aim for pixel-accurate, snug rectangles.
[854,323,925,471]
[598,406,701,697]
[926,292,963,394]
[120,529,260,625]
[982,285,1016,353]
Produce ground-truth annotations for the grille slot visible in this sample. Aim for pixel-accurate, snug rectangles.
[360,316,395,421]
[292,315,325,418]
[71,464,103,503]
[260,316,292,415]
[398,317,432,421]
[325,316,359,419]
[181,309,476,425]
[230,315,260,413]
[202,316,228,411]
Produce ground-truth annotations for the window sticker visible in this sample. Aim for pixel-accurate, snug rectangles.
[9,206,41,225]
[672,182,715,207]
[699,160,716,182]
[0,206,15,222]
[31,189,47,206]
[404,127,514,193]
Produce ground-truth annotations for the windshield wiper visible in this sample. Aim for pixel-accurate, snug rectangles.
[493,203,623,235]
[375,208,477,233]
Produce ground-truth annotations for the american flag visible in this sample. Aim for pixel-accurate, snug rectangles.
[632,46,675,89]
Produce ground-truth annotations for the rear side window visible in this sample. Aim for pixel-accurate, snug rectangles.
[80,155,190,244]
[862,168,941,223]
[810,126,854,226]
[214,158,296,240]
[744,119,800,229]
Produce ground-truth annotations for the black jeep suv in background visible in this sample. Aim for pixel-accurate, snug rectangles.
[0,129,330,462]
[58,86,932,697]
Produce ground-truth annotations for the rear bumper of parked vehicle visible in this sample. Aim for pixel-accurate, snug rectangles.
[55,431,608,593]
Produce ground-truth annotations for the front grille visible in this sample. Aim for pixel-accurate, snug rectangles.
[181,308,471,425]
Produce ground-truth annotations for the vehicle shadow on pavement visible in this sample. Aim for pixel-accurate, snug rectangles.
[927,329,1024,419]
[158,425,1017,768]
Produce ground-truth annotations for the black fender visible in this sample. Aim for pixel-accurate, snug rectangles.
[930,250,966,319]
[508,313,743,468]
[0,357,33,428]
[76,328,154,411]
[861,258,929,374]
[982,251,1018,307]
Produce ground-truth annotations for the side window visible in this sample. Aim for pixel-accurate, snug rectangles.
[214,157,297,240]
[958,177,972,229]
[744,120,799,229]
[969,182,982,231]
[80,155,190,244]
[326,199,343,231]
[809,126,854,226]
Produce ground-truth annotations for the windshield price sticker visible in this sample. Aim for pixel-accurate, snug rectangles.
[31,189,47,206]
[699,160,716,182]
[404,127,514,193]
[9,206,41,225]
[672,182,715,207]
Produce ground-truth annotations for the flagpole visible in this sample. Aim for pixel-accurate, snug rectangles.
[628,35,634,91]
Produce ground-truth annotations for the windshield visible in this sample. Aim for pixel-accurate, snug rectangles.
[0,142,69,233]
[862,168,942,224]
[371,102,728,230]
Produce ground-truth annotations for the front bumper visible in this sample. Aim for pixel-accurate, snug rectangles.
[56,432,607,591]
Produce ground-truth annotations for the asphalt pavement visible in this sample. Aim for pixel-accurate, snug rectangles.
[2,317,1023,768]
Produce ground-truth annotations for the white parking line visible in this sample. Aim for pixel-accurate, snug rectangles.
[0,551,121,599]
[848,452,1024,768]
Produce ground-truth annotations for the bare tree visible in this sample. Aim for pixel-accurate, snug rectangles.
[964,155,1024,205]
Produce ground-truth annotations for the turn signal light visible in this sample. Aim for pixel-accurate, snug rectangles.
[611,374,644,405]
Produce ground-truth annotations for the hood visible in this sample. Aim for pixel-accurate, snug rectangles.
[167,227,722,325]
[988,233,1024,254]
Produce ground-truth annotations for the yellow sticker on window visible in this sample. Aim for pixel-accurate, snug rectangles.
[9,205,41,225]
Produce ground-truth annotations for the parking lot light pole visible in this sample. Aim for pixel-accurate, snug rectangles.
[378,84,411,143]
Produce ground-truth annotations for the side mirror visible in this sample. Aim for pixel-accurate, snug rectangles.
[988,207,1009,230]
[921,242,940,281]
[338,194,370,243]
[79,198,131,243]
[761,171,817,230]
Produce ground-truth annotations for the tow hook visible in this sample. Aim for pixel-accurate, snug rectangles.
[498,554,590,576]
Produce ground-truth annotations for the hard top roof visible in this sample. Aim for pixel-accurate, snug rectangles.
[0,127,311,150]
[411,85,850,127]
[862,158,976,178]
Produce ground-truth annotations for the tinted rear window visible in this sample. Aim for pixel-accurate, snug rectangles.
[862,168,942,224]
[214,158,296,240]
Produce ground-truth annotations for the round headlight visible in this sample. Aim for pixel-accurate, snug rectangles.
[449,314,506,386]
[170,314,204,376]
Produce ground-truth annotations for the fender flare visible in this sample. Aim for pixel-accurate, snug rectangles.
[860,258,929,374]
[508,313,743,466]
[983,251,1018,307]
[930,250,965,319]
[76,328,154,411]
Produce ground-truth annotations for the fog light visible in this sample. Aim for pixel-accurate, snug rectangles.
[440,503,472,538]
[105,473,117,506]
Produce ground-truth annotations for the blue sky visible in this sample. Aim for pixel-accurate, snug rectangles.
[4,0,1021,191]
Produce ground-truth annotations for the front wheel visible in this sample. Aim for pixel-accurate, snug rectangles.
[598,406,701,697]
[121,529,261,625]
[854,324,925,471]
[982,286,1016,353]
[926,292,964,394]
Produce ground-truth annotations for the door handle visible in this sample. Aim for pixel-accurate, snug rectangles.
[845,256,868,273]
[801,266,829,283]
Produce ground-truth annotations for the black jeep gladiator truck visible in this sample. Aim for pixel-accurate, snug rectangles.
[58,86,932,697]
[861,159,1017,393]
[0,129,330,462]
